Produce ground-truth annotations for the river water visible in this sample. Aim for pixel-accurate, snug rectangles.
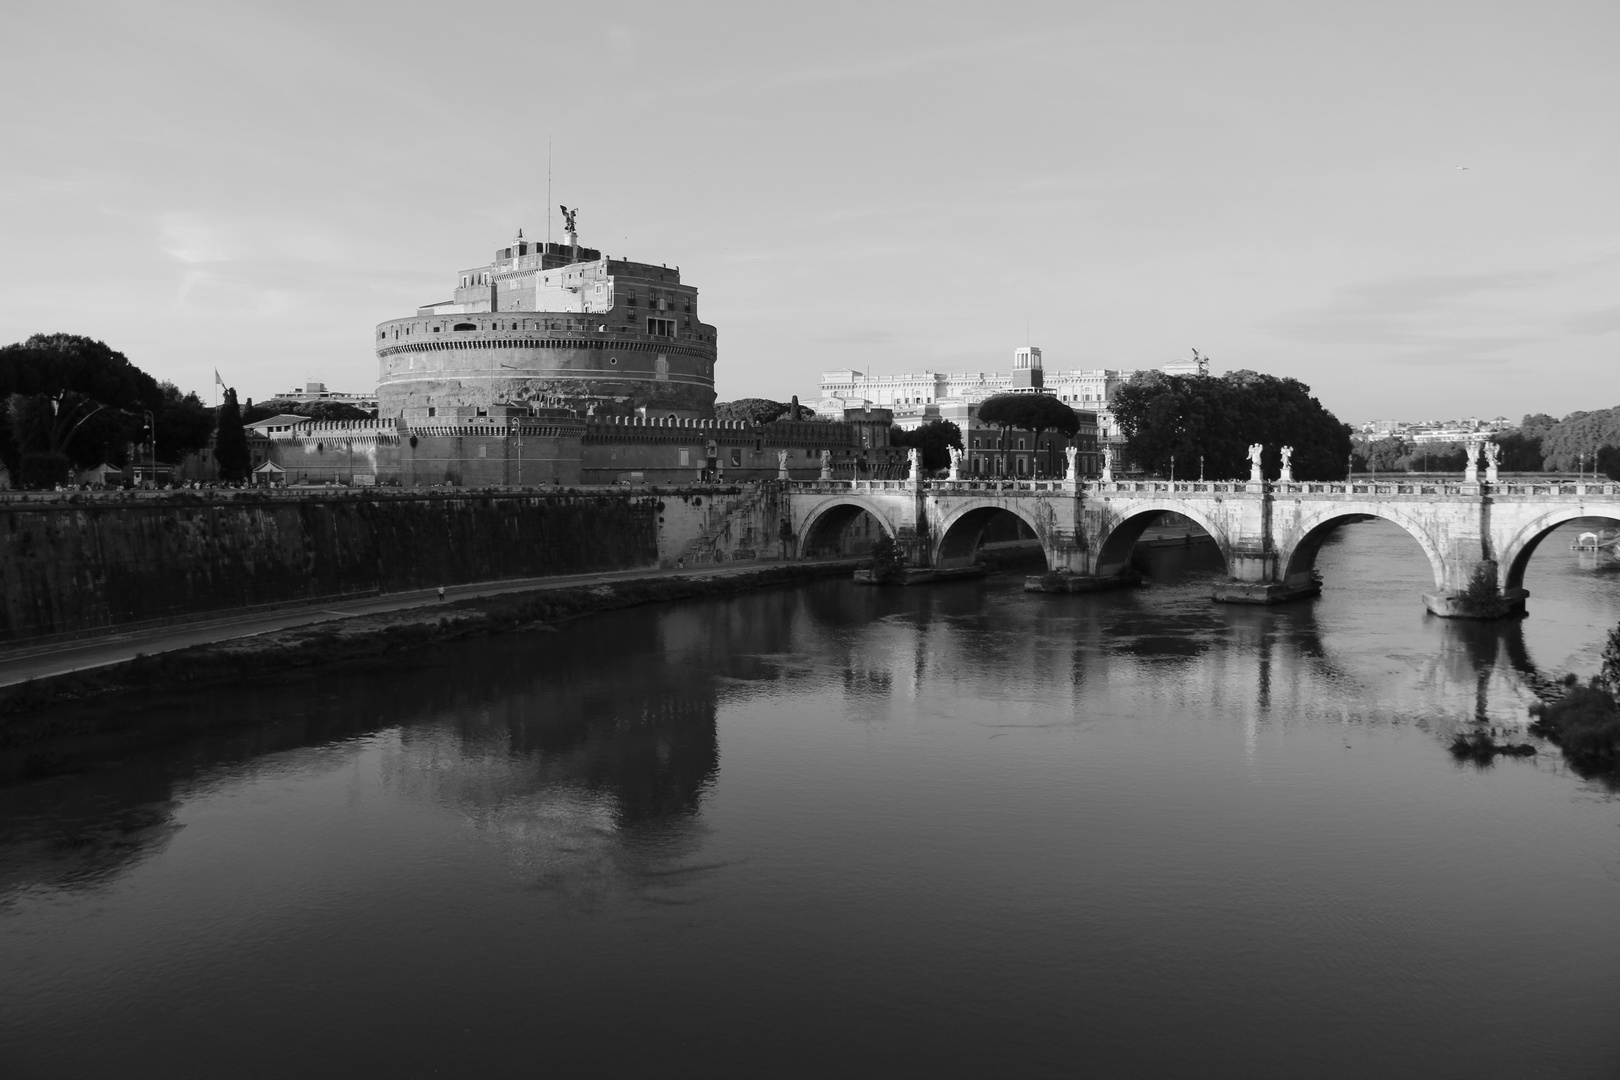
[4,520,1620,1078]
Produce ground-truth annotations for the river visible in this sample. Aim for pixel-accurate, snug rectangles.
[3,520,1619,1077]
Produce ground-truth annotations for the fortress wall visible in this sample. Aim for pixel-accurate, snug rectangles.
[0,492,660,642]
[376,325,717,418]
[400,430,582,487]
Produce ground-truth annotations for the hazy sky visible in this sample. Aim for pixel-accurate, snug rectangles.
[3,0,1615,422]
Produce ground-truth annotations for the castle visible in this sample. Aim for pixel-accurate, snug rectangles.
[376,216,717,422]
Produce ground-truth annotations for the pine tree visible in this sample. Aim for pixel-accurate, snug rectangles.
[215,387,250,482]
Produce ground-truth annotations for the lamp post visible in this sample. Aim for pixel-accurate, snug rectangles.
[142,409,156,487]
[1199,455,1204,483]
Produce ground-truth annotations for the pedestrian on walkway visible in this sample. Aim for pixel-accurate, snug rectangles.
[437,586,445,601]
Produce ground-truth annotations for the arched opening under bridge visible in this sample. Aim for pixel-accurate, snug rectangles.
[1281,511,1445,594]
[934,505,1047,571]
[1503,510,1620,594]
[1094,508,1226,580]
[798,500,892,559]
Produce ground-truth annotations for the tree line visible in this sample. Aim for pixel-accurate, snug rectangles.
[1,333,250,487]
[1354,408,1620,477]
[1110,370,1352,481]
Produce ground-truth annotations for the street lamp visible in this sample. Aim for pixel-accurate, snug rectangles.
[142,409,156,486]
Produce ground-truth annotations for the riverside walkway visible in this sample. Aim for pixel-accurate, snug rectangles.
[0,559,836,690]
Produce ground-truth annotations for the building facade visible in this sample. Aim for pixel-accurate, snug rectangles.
[376,224,717,422]
[815,348,1206,443]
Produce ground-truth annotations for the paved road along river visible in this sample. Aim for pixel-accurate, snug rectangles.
[3,520,1620,1077]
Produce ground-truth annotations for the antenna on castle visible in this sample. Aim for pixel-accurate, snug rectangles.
[546,135,552,248]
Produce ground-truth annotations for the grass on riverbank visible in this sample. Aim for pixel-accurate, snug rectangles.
[0,562,851,748]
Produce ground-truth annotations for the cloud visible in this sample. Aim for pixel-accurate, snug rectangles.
[157,211,351,266]
[1264,263,1613,365]
[607,24,636,66]
[811,329,895,345]
[1566,307,1620,336]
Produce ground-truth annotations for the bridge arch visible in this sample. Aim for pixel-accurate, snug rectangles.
[1093,502,1230,578]
[1500,507,1620,592]
[1278,504,1446,590]
[796,496,896,559]
[933,501,1047,569]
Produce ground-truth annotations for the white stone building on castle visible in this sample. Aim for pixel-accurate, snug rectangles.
[813,348,1210,443]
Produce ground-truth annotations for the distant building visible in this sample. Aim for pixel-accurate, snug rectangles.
[814,348,1204,444]
[275,381,378,412]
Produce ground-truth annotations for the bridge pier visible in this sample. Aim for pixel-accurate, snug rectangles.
[1422,557,1529,619]
[1211,550,1321,606]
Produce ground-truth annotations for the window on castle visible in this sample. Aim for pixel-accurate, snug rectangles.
[647,318,674,338]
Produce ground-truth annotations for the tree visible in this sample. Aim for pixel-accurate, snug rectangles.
[155,381,216,463]
[868,533,905,583]
[0,333,164,479]
[215,388,250,482]
[1494,430,1546,472]
[715,398,790,424]
[1519,413,1559,441]
[242,398,372,425]
[1111,369,1351,481]
[1539,406,1620,473]
[889,419,963,472]
[976,394,1079,478]
[1352,436,1407,473]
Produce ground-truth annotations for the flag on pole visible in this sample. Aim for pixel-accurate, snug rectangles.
[214,369,225,388]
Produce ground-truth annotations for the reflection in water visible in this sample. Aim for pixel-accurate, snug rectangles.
[3,520,1620,1077]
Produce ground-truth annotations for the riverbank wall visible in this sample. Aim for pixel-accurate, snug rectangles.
[0,561,855,758]
[0,486,786,643]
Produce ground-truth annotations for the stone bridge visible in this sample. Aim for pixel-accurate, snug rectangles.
[786,475,1620,617]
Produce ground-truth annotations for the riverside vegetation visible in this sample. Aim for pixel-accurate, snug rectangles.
[1526,622,1620,779]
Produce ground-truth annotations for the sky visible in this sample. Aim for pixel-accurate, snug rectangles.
[1,0,1615,424]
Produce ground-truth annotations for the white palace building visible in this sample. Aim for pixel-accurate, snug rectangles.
[813,348,1210,443]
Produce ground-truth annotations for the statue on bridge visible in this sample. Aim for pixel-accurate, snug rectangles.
[777,449,790,480]
[1483,441,1500,483]
[947,445,963,480]
[1463,437,1481,484]
[907,447,922,481]
[1065,444,1078,482]
[1279,445,1294,484]
[1248,443,1264,484]
[1101,444,1114,484]
[819,449,833,480]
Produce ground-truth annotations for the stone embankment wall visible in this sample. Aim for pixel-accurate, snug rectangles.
[655,485,787,565]
[0,490,672,642]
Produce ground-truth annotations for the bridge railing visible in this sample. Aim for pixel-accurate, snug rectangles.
[780,478,1620,500]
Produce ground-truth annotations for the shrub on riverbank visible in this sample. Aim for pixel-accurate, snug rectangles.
[1529,683,1620,773]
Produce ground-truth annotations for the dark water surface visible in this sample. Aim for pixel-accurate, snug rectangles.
[4,521,1620,1078]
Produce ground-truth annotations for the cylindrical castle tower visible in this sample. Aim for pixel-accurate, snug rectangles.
[376,228,717,421]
